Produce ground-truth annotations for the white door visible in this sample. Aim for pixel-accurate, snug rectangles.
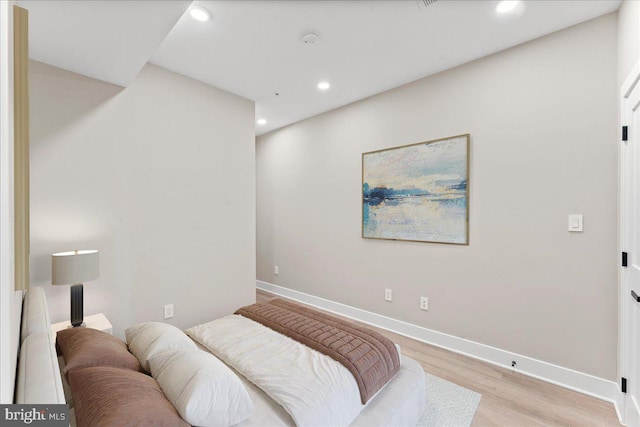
[621,64,640,426]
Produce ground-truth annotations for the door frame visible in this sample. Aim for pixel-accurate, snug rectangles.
[619,59,640,426]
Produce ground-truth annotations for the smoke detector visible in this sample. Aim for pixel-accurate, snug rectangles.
[417,0,438,9]
[302,32,320,45]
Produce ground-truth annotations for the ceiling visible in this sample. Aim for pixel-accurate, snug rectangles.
[19,0,621,135]
[20,0,191,87]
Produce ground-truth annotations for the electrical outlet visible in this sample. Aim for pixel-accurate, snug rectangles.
[274,265,279,275]
[164,304,174,319]
[420,297,428,310]
[384,289,392,301]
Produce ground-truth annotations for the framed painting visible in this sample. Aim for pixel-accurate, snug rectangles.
[362,134,469,245]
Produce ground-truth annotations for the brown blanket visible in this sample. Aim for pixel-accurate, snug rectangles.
[235,298,400,404]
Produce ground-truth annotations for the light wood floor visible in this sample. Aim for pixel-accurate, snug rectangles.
[257,289,620,427]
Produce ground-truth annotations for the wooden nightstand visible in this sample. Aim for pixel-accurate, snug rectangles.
[51,312,113,341]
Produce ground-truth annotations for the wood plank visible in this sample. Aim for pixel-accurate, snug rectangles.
[257,289,620,426]
[13,5,29,291]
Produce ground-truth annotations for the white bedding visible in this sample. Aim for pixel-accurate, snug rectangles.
[21,287,423,427]
[187,314,364,427]
[231,351,427,427]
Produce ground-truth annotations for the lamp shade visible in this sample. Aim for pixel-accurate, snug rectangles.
[52,250,100,285]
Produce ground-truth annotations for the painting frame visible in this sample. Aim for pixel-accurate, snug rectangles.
[362,134,470,245]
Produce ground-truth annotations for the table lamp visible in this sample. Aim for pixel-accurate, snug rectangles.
[52,250,100,327]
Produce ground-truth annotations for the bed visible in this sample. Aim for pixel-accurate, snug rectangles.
[16,287,425,426]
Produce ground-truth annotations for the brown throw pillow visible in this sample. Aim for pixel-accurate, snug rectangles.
[68,366,189,427]
[56,327,141,375]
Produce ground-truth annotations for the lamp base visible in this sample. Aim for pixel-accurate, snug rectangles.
[70,284,84,327]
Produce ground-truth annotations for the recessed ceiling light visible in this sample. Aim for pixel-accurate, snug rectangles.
[257,118,267,126]
[190,5,210,22]
[317,81,331,91]
[495,0,519,14]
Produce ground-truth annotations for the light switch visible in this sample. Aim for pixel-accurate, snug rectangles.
[568,214,583,232]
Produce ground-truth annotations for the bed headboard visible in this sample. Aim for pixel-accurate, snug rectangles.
[15,287,65,404]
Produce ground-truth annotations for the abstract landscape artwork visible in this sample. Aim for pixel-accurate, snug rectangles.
[362,134,469,244]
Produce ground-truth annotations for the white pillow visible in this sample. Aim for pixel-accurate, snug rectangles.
[149,349,254,427]
[125,322,196,372]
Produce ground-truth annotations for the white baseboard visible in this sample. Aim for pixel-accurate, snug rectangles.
[257,280,623,422]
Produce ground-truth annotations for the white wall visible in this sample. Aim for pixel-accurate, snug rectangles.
[0,0,13,404]
[257,14,618,380]
[0,0,25,404]
[29,61,256,338]
[618,0,639,86]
